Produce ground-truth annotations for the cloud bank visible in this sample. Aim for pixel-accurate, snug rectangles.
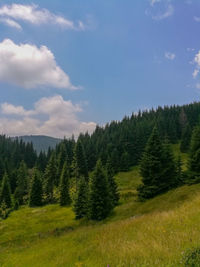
[0,39,77,89]
[0,95,96,138]
[0,4,85,30]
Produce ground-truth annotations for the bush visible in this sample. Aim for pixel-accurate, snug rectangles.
[182,247,200,266]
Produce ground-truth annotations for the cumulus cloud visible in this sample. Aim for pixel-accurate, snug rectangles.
[193,51,200,78]
[0,95,96,138]
[0,4,85,30]
[0,39,78,89]
[165,51,176,60]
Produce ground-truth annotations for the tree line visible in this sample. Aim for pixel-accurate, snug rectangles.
[1,101,200,220]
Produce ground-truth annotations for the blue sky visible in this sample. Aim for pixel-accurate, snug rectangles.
[0,0,200,137]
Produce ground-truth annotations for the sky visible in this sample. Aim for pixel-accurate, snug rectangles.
[0,0,200,138]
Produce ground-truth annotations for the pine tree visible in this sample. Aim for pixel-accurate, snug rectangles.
[120,152,130,172]
[188,126,200,180]
[29,169,43,207]
[57,144,68,186]
[162,138,177,190]
[14,161,28,204]
[73,140,88,183]
[43,154,57,203]
[106,159,120,208]
[59,163,71,206]
[0,173,12,208]
[180,124,192,153]
[176,154,183,185]
[138,127,176,199]
[73,177,88,219]
[89,160,111,220]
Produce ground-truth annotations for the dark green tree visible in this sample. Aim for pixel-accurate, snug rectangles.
[89,160,111,220]
[59,162,71,206]
[43,154,57,203]
[14,161,28,204]
[73,177,88,219]
[73,140,88,183]
[29,169,43,207]
[106,159,120,208]
[188,126,200,181]
[0,173,12,208]
[180,124,192,153]
[138,127,176,199]
[120,152,130,172]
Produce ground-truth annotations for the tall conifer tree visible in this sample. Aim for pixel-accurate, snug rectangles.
[0,173,12,208]
[73,177,88,219]
[29,169,43,207]
[59,162,71,206]
[89,160,111,220]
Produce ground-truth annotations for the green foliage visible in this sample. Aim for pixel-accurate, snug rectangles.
[73,177,88,219]
[180,124,192,153]
[73,140,88,182]
[43,154,57,203]
[89,160,111,220]
[59,163,71,206]
[138,127,177,199]
[14,161,28,204]
[106,159,120,208]
[182,247,200,267]
[29,169,43,207]
[189,126,200,176]
[0,173,12,208]
[120,152,130,172]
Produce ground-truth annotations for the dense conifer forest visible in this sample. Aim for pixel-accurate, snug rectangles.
[1,101,200,220]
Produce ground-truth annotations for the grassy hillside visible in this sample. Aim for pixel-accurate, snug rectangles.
[1,145,200,266]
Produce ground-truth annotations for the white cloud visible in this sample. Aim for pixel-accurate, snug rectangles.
[152,4,174,20]
[193,51,200,78]
[0,39,78,89]
[193,69,199,78]
[0,95,96,138]
[165,51,176,60]
[150,0,161,7]
[0,4,85,30]
[196,83,200,89]
[0,18,22,30]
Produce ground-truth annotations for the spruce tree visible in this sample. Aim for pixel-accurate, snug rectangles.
[29,169,43,207]
[73,140,88,183]
[0,173,12,208]
[73,177,88,219]
[120,152,130,172]
[14,161,28,204]
[106,159,120,208]
[59,162,71,206]
[89,160,111,220]
[180,124,192,153]
[188,126,200,180]
[162,138,177,190]
[43,154,57,203]
[138,127,176,199]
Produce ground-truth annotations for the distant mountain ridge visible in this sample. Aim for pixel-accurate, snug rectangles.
[12,135,62,153]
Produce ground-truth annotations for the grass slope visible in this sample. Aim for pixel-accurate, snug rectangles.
[1,145,200,266]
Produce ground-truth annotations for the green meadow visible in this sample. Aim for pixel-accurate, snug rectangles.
[1,145,200,266]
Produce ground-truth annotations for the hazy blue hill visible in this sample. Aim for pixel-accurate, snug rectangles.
[13,135,62,153]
